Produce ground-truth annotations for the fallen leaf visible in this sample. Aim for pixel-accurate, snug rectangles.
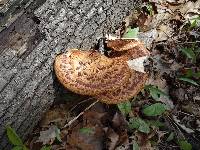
[129,117,150,134]
[179,47,196,62]
[182,102,200,116]
[156,130,167,143]
[83,110,107,126]
[135,132,154,150]
[138,29,158,49]
[127,56,148,73]
[145,85,169,101]
[40,146,51,150]
[117,101,132,116]
[178,140,192,150]
[143,103,168,116]
[6,125,23,146]
[178,77,199,86]
[67,125,104,150]
[132,141,139,150]
[106,128,119,150]
[123,27,139,38]
[112,113,127,129]
[172,115,195,134]
[40,104,70,127]
[156,24,173,42]
[166,132,175,142]
[79,127,94,135]
[38,126,59,145]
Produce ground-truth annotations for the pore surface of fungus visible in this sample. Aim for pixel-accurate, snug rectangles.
[54,40,150,104]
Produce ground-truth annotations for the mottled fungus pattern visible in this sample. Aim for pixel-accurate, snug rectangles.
[54,40,150,104]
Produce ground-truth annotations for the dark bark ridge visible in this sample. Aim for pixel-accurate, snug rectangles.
[0,0,141,148]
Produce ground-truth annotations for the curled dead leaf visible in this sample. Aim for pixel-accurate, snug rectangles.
[38,126,58,145]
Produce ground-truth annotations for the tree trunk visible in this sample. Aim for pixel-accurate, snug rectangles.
[0,0,141,148]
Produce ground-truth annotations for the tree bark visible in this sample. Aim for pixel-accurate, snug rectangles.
[0,0,141,148]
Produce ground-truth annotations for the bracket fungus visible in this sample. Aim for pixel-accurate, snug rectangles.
[54,39,150,104]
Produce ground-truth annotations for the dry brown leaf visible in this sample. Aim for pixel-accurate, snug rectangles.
[182,103,200,117]
[40,105,70,127]
[67,125,104,150]
[83,110,107,126]
[135,132,154,150]
[156,24,173,42]
[112,113,127,129]
[156,130,168,143]
[107,128,120,150]
[38,126,58,145]
[138,0,200,43]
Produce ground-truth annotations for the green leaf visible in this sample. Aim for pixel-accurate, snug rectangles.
[22,145,29,150]
[190,20,197,28]
[184,69,193,78]
[40,146,51,150]
[178,77,199,86]
[145,85,169,100]
[55,127,62,142]
[178,140,192,150]
[117,101,132,115]
[129,117,150,133]
[143,103,168,116]
[189,16,200,28]
[183,69,200,78]
[6,125,23,146]
[146,3,153,16]
[132,141,139,150]
[146,120,164,127]
[123,27,139,38]
[180,48,196,62]
[12,146,23,150]
[79,127,94,135]
[194,71,200,78]
[166,132,174,142]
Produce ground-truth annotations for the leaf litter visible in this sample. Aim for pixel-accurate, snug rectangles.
[23,0,200,149]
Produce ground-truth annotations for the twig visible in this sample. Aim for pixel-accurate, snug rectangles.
[166,115,185,139]
[178,111,195,117]
[177,41,200,44]
[62,100,99,129]
[172,115,195,134]
[69,97,95,112]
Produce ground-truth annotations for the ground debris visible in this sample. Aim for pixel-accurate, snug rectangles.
[24,0,200,149]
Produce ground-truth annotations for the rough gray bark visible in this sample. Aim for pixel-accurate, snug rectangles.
[0,0,141,148]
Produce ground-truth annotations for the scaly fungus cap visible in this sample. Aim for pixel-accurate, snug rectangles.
[54,40,150,104]
[54,49,131,96]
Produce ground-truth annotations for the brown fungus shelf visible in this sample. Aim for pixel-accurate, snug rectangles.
[54,39,150,104]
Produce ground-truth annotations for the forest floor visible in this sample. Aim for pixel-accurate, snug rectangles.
[7,0,200,150]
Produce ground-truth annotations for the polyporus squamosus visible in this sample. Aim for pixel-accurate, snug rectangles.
[54,39,150,104]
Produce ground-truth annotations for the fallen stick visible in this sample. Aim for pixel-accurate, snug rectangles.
[62,100,99,129]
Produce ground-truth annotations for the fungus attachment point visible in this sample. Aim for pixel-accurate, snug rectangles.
[54,40,150,104]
